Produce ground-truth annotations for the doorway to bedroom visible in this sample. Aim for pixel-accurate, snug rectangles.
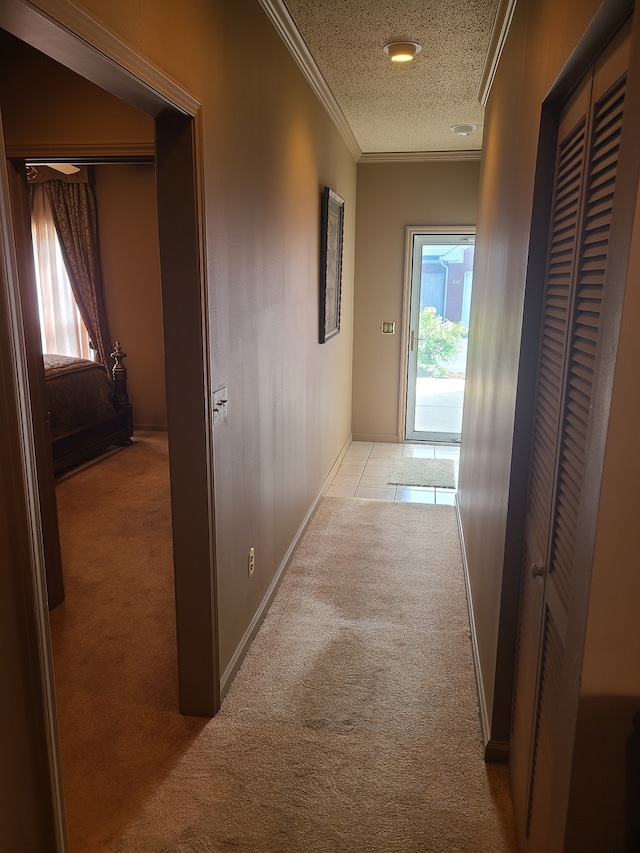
[0,12,218,844]
[404,229,474,443]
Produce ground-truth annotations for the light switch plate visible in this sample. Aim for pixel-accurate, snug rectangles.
[382,322,396,334]
[213,386,228,425]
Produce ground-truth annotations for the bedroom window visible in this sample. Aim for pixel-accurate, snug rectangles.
[30,182,92,360]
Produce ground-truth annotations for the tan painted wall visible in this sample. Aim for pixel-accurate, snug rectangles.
[352,161,480,441]
[191,5,356,675]
[0,34,166,427]
[1,1,356,843]
[1,2,355,681]
[3,0,356,676]
[0,30,154,151]
[460,0,639,842]
[3,0,638,847]
[458,0,606,744]
[94,164,167,428]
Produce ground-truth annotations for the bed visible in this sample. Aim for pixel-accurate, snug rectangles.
[44,341,133,474]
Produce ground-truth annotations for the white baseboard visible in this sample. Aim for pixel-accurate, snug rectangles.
[455,494,492,751]
[220,433,353,697]
[351,432,401,443]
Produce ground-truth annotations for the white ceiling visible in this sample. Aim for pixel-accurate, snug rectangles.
[267,0,502,159]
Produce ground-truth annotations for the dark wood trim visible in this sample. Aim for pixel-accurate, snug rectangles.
[495,105,559,754]
[7,158,65,608]
[155,108,220,717]
[0,118,66,852]
[506,9,638,847]
[484,739,510,764]
[7,143,155,161]
[545,0,634,109]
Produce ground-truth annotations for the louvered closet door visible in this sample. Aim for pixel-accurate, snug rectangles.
[510,22,630,853]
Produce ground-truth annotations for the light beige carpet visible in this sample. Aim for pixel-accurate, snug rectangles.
[51,441,515,851]
[387,456,456,488]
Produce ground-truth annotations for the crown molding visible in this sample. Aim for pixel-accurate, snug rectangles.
[258,0,362,161]
[478,0,518,107]
[359,150,482,164]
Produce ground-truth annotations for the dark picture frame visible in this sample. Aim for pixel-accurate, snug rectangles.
[319,186,345,343]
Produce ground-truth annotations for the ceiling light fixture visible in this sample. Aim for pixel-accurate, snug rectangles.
[383,42,422,63]
[451,124,477,136]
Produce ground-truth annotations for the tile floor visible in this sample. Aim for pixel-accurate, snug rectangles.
[326,441,460,504]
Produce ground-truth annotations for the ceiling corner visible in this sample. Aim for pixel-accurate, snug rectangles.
[258,0,362,161]
[477,0,518,107]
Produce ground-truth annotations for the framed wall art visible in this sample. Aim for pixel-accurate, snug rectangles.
[319,186,344,343]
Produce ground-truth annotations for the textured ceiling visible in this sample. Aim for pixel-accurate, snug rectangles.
[282,0,499,155]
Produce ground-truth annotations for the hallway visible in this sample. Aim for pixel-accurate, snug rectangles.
[50,433,514,850]
[328,441,459,503]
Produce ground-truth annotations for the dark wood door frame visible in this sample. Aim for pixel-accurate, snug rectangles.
[504,5,640,849]
[6,158,66,611]
[0,117,66,851]
[0,2,219,843]
[489,0,637,765]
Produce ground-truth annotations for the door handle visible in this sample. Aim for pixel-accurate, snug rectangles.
[410,330,416,351]
[530,562,545,579]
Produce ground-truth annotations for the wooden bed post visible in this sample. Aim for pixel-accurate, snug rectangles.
[110,340,133,436]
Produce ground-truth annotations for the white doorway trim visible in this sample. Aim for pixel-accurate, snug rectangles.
[399,225,475,441]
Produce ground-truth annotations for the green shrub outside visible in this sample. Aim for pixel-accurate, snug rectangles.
[417,306,467,377]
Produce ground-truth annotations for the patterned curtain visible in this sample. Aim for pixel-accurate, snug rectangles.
[43,177,112,367]
[29,183,93,360]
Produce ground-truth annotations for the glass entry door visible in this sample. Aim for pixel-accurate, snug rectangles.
[405,232,474,442]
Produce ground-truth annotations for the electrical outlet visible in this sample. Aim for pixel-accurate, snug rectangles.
[382,321,396,334]
[248,547,255,576]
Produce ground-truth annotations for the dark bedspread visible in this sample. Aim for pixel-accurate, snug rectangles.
[43,354,115,438]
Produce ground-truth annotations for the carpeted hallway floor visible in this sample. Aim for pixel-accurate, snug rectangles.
[50,432,516,851]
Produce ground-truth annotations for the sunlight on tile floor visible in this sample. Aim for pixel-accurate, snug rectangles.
[327,441,460,504]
